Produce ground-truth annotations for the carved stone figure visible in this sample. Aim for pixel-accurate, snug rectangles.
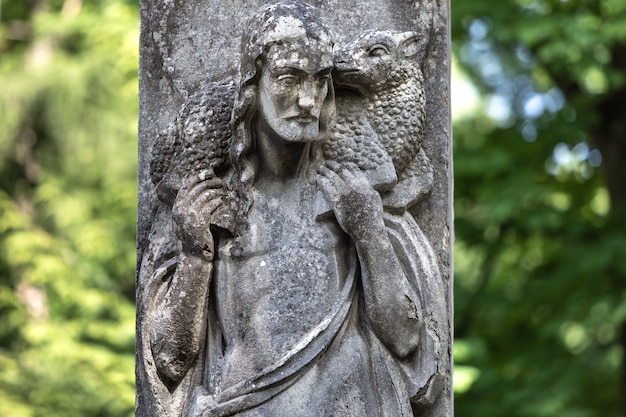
[333,29,434,211]
[137,1,451,416]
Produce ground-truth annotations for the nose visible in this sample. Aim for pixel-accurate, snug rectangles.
[298,79,316,111]
[334,54,348,65]
[333,46,349,65]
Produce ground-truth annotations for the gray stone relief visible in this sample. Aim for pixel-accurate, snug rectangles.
[137,1,451,416]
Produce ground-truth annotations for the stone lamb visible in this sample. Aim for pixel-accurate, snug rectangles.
[334,30,434,212]
[149,79,239,235]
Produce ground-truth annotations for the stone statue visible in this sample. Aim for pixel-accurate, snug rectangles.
[137,1,450,416]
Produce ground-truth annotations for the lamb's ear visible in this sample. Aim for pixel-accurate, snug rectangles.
[399,31,422,59]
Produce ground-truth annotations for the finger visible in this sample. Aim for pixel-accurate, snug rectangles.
[175,189,222,224]
[325,160,342,172]
[188,189,226,216]
[182,181,223,205]
[316,173,331,189]
[342,164,372,187]
[318,165,342,181]
[316,173,339,198]
[182,176,223,194]
[190,179,224,197]
[338,165,358,181]
[178,182,207,205]
[324,161,361,183]
[199,196,224,218]
[202,178,223,188]
[182,174,221,190]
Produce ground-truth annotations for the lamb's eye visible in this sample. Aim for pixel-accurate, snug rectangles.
[368,44,389,57]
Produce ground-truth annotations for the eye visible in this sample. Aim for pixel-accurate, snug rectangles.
[315,72,331,84]
[367,44,389,57]
[277,74,299,87]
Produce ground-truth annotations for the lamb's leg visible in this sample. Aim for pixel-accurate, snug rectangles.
[382,148,433,213]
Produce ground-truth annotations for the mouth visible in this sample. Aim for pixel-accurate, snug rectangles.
[289,115,317,124]
[332,68,362,86]
[333,60,360,72]
[336,68,359,74]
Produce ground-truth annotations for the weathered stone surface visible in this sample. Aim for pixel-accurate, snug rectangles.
[137,1,451,416]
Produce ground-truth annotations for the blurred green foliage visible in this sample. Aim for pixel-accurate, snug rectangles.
[0,0,137,415]
[452,0,626,415]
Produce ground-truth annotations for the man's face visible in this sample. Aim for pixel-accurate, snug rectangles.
[257,40,333,143]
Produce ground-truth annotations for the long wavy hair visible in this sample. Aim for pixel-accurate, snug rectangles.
[230,1,336,217]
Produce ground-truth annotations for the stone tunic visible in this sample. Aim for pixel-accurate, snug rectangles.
[137,175,445,417]
[206,178,380,416]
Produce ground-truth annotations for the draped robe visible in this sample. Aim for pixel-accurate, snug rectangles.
[137,181,446,417]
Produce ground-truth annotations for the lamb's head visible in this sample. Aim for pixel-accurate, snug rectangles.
[333,30,424,94]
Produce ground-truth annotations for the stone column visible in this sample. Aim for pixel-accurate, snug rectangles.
[137,1,452,416]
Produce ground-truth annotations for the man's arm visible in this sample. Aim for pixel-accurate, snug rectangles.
[150,254,212,389]
[150,179,224,388]
[317,162,421,357]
